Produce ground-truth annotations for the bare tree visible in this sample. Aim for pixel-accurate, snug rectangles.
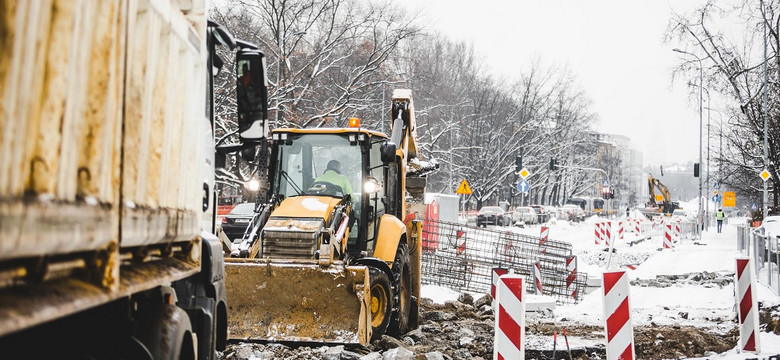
[669,0,779,211]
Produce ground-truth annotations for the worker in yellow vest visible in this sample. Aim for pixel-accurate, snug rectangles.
[716,209,725,233]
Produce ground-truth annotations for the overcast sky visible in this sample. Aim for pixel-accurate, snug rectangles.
[394,0,710,166]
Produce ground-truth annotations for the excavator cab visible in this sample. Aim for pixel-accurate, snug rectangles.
[224,95,424,345]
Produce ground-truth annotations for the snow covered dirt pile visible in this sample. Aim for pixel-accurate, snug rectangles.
[220,221,780,359]
[220,288,774,359]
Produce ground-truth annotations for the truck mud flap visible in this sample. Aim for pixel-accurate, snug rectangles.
[224,259,371,345]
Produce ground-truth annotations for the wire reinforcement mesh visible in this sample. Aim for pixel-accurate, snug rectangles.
[420,221,588,304]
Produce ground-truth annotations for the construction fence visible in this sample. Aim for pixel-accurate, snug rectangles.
[737,225,780,296]
[419,220,589,304]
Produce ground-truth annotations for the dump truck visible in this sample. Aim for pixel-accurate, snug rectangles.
[221,88,432,345]
[0,1,256,358]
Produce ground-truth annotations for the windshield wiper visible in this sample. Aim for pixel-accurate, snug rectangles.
[280,170,303,196]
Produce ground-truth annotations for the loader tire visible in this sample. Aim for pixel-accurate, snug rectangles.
[388,243,412,336]
[368,267,393,342]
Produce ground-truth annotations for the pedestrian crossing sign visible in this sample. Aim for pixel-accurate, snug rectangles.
[456,179,472,195]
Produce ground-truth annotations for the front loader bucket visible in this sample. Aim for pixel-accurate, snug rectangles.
[224,258,371,345]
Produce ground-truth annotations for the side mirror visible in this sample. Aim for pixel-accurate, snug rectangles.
[236,49,269,141]
[380,141,397,163]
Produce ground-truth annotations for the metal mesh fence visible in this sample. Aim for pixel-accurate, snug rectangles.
[737,225,780,296]
[419,220,588,304]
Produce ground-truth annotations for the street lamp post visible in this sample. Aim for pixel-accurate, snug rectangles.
[673,48,704,239]
[705,106,723,209]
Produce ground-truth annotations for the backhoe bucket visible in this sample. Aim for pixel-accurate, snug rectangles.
[224,258,371,345]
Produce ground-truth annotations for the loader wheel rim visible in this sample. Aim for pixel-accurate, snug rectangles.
[370,283,388,327]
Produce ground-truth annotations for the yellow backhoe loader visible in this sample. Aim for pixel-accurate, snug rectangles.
[219,81,432,343]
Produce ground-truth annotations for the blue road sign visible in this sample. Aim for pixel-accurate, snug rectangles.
[517,180,529,193]
[712,195,720,203]
[602,180,610,186]
[713,182,719,189]
[751,203,758,211]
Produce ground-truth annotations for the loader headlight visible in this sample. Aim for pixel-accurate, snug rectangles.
[246,179,260,192]
[364,177,381,194]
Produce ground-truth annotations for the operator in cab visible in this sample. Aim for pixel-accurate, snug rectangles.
[314,160,353,196]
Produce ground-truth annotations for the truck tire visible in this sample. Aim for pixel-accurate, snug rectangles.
[388,243,412,336]
[136,304,196,360]
[368,267,393,342]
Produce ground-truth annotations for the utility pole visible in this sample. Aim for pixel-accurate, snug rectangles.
[673,48,704,240]
[763,1,770,221]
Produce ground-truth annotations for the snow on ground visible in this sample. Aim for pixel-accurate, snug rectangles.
[421,284,460,304]
[421,216,780,358]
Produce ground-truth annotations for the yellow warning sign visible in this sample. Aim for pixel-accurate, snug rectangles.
[655,195,664,202]
[723,192,736,207]
[456,179,472,195]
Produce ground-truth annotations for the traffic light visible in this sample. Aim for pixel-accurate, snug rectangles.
[694,163,700,177]
[515,155,522,170]
[602,186,610,199]
[549,157,558,171]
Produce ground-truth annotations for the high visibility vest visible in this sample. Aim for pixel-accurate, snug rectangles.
[716,211,725,220]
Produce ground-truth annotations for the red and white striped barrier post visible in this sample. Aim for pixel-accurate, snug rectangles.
[566,256,577,300]
[736,257,761,353]
[674,220,681,241]
[604,221,613,248]
[493,274,525,360]
[663,222,673,249]
[618,221,624,240]
[456,230,466,256]
[491,267,509,299]
[539,226,549,254]
[533,261,543,295]
[634,220,641,236]
[601,221,607,245]
[602,270,635,360]
[595,221,603,245]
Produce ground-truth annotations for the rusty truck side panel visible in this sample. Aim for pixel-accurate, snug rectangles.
[0,0,207,337]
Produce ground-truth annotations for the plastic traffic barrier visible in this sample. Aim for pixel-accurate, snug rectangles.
[736,257,761,353]
[663,222,673,249]
[540,226,550,254]
[602,270,635,360]
[534,261,543,295]
[566,255,577,300]
[493,274,525,360]
[491,267,509,299]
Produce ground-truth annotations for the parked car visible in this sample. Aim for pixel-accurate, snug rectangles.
[763,215,780,239]
[513,206,538,224]
[671,209,690,221]
[554,207,569,220]
[544,206,558,220]
[561,204,585,222]
[477,206,509,227]
[529,205,549,223]
[221,202,256,240]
